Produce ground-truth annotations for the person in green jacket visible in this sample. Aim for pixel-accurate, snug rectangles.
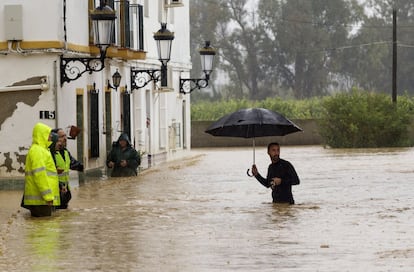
[51,128,84,209]
[22,123,60,217]
[106,133,141,177]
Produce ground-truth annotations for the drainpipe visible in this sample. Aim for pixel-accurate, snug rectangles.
[53,60,58,128]
[58,0,66,127]
[63,0,68,50]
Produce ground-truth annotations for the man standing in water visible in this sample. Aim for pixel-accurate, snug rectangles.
[251,142,300,204]
[51,128,84,209]
[107,133,141,177]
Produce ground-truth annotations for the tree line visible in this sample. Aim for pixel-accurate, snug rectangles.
[189,0,414,101]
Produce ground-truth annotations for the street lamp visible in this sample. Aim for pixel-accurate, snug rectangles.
[107,69,122,91]
[154,23,174,87]
[60,0,116,86]
[179,41,216,94]
[131,23,175,90]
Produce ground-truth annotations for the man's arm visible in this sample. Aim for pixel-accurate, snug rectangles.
[282,161,300,185]
[252,164,270,188]
[255,174,271,188]
[67,149,84,171]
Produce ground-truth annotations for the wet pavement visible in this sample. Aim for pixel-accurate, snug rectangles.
[0,146,413,271]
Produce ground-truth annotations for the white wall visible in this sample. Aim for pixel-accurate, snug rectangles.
[0,55,58,177]
[65,0,90,46]
[0,0,106,46]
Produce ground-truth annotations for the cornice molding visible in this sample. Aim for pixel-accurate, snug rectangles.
[0,41,146,60]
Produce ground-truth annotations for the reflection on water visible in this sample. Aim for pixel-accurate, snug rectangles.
[1,146,413,271]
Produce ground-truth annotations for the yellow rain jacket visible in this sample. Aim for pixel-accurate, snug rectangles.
[55,149,70,188]
[24,123,60,206]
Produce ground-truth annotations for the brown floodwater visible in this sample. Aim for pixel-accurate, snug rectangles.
[0,146,413,271]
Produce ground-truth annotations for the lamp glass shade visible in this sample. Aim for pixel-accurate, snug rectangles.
[199,41,216,77]
[154,23,174,66]
[90,4,116,46]
[112,70,122,88]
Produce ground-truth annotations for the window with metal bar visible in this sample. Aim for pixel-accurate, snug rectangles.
[122,93,131,140]
[90,91,100,158]
[91,1,144,50]
[112,1,144,50]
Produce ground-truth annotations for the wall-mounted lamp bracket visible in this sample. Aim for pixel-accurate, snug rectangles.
[107,80,117,91]
[60,48,107,86]
[61,2,116,86]
[179,41,216,94]
[179,77,209,94]
[107,69,122,91]
[130,67,161,90]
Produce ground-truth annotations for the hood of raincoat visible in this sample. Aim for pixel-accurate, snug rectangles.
[117,133,131,146]
[32,122,53,148]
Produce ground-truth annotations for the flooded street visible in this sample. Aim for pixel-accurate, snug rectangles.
[1,146,413,271]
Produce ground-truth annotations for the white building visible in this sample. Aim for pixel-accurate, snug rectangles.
[0,0,193,188]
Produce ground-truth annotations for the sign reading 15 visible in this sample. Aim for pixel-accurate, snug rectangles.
[39,111,56,120]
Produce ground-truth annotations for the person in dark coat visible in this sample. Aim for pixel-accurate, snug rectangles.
[251,142,300,204]
[106,133,141,177]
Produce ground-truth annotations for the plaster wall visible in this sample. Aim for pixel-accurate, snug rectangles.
[0,55,58,177]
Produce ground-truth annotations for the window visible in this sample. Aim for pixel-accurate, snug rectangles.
[173,122,181,148]
[122,92,131,139]
[113,1,144,50]
[92,1,144,50]
[90,91,100,158]
[76,92,84,165]
[130,4,144,50]
[105,91,112,152]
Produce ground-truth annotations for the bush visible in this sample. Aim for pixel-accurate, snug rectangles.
[318,90,414,148]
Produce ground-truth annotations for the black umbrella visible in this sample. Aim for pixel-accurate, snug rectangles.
[205,108,302,176]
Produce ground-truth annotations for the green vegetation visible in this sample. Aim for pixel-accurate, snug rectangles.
[191,91,414,148]
[318,90,414,148]
[191,97,323,121]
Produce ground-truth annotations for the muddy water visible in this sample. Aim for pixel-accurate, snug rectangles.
[1,146,413,271]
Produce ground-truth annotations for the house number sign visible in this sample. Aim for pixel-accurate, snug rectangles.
[39,110,56,120]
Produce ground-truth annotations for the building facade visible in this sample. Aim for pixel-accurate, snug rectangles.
[0,0,192,187]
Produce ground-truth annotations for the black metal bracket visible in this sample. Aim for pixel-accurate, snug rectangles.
[107,80,117,91]
[130,67,161,90]
[179,77,209,94]
[60,47,108,86]
[60,56,104,86]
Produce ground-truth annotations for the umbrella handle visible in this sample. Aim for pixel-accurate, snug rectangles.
[247,137,255,177]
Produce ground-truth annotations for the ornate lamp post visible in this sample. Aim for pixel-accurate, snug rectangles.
[179,41,216,94]
[60,0,116,86]
[131,23,175,90]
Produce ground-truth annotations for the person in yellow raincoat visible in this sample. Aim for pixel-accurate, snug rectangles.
[22,122,60,217]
